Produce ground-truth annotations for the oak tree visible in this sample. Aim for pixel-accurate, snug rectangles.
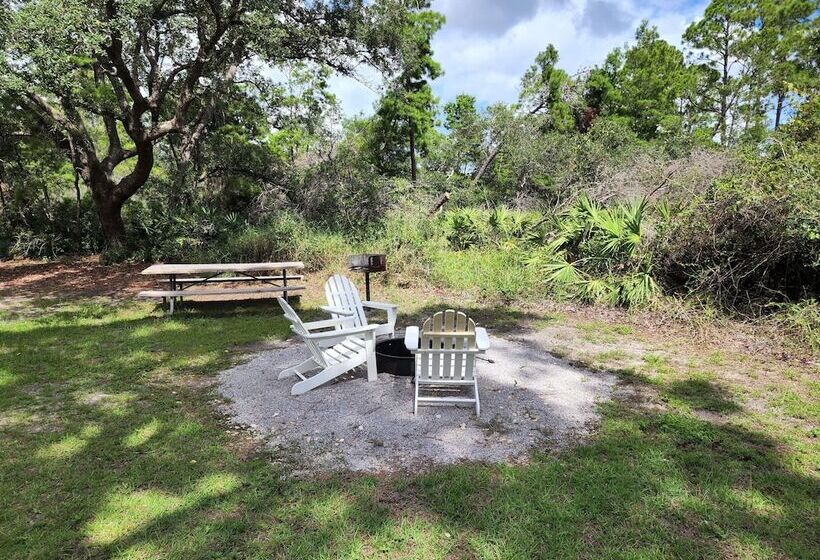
[1,0,402,245]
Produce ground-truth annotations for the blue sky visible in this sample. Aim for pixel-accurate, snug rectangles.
[329,0,708,116]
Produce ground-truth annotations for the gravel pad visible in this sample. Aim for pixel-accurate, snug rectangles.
[218,334,617,472]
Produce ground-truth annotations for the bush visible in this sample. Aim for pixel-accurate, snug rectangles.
[0,196,102,259]
[769,299,820,351]
[655,137,820,308]
[527,195,659,307]
[442,207,546,250]
[218,212,349,271]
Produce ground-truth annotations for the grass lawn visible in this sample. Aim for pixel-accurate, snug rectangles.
[1,294,818,559]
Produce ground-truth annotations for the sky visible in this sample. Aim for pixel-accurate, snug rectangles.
[328,0,708,117]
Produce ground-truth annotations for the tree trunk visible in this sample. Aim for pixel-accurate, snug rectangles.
[473,143,501,183]
[774,93,784,130]
[73,167,82,223]
[96,197,127,247]
[0,164,7,212]
[428,191,450,216]
[719,23,730,146]
[88,172,127,248]
[409,123,417,182]
[41,183,52,219]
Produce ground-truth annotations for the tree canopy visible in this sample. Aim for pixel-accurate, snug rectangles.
[0,0,406,245]
[0,0,817,257]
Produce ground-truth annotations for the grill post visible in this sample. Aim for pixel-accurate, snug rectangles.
[347,254,385,302]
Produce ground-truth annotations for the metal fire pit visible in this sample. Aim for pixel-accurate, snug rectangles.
[375,336,416,377]
[347,253,386,300]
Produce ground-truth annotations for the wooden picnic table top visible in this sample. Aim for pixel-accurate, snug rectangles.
[140,262,305,276]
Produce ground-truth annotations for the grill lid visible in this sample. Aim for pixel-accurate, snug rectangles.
[347,253,386,272]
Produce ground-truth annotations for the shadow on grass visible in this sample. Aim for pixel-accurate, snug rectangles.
[411,403,818,558]
[1,301,817,558]
[148,295,302,317]
[665,378,742,413]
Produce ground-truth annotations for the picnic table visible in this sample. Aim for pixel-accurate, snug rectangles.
[138,261,305,313]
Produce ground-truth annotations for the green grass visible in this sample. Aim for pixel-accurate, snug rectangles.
[577,321,635,344]
[430,248,540,302]
[594,349,629,363]
[1,300,818,559]
[769,389,820,423]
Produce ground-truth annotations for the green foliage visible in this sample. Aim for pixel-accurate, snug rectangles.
[527,195,659,307]
[617,22,689,139]
[0,196,102,258]
[753,0,817,129]
[1,0,818,330]
[1,0,410,245]
[683,0,759,146]
[433,94,484,178]
[655,131,820,307]
[369,2,444,179]
[431,247,540,302]
[444,208,487,250]
[519,44,574,131]
[769,299,820,351]
[441,207,544,250]
[584,49,623,118]
[221,215,349,272]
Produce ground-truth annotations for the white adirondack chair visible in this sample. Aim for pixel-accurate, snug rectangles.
[277,298,378,395]
[404,310,490,416]
[322,274,397,338]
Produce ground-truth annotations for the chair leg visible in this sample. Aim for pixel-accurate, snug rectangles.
[279,357,318,380]
[386,308,397,336]
[364,334,377,382]
[414,376,419,414]
[474,378,480,417]
[291,358,360,395]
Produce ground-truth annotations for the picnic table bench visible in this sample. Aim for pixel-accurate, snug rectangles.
[138,261,305,314]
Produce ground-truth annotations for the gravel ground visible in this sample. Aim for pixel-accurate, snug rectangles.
[218,333,618,473]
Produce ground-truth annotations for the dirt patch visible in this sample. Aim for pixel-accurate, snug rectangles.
[0,256,151,298]
[217,334,619,474]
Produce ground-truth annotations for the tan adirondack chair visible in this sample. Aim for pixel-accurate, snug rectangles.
[404,310,490,416]
[277,298,378,395]
[322,274,397,338]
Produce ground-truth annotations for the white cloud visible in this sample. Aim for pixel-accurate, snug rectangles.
[328,0,707,117]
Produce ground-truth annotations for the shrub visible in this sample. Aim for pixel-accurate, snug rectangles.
[655,137,820,308]
[0,196,102,259]
[219,212,348,271]
[444,208,487,250]
[527,195,659,307]
[769,299,820,351]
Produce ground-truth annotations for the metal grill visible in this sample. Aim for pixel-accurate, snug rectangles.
[347,253,386,300]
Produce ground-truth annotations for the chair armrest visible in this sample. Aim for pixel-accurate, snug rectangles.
[320,305,355,316]
[302,317,352,331]
[404,326,419,351]
[298,323,379,340]
[362,301,397,311]
[475,327,490,351]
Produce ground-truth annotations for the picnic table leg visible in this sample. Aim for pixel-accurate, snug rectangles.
[169,274,177,314]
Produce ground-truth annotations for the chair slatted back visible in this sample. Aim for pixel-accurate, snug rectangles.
[416,310,478,381]
[277,298,326,366]
[324,274,367,329]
